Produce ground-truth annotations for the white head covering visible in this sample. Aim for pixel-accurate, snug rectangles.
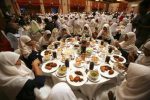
[120,32,137,53]
[48,28,59,43]
[30,20,40,34]
[48,82,77,100]
[83,24,92,37]
[135,41,150,66]
[45,30,51,35]
[110,22,118,33]
[144,41,150,51]
[18,35,32,57]
[124,22,132,33]
[0,52,34,100]
[97,24,114,40]
[61,24,70,35]
[116,63,150,100]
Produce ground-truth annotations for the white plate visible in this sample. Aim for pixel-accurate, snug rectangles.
[91,56,101,65]
[56,71,67,78]
[66,69,87,86]
[87,71,101,83]
[41,49,51,56]
[72,61,85,68]
[41,60,59,73]
[99,64,118,78]
[55,66,68,78]
[110,54,126,63]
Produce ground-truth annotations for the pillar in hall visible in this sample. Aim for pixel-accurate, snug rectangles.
[39,0,45,14]
[61,0,68,14]
[86,0,91,12]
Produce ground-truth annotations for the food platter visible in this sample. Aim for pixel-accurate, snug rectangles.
[99,64,118,78]
[41,60,59,73]
[66,69,87,86]
[41,49,51,56]
[56,65,67,78]
[87,70,101,83]
[110,54,126,63]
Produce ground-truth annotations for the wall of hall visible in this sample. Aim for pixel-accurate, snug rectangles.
[4,0,141,15]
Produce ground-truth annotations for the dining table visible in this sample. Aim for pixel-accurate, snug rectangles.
[40,37,126,100]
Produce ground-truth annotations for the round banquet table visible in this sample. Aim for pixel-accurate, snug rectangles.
[41,38,126,100]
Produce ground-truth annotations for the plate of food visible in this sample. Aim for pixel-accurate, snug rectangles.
[99,64,118,78]
[41,60,59,73]
[66,69,87,86]
[41,49,51,56]
[111,54,126,63]
[91,56,100,65]
[113,62,127,73]
[73,57,85,68]
[87,70,101,82]
[56,65,67,78]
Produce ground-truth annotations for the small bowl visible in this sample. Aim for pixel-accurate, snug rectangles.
[88,70,99,80]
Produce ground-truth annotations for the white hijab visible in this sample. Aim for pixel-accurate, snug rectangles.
[97,24,113,40]
[124,22,132,34]
[120,32,137,53]
[116,63,150,100]
[38,30,51,47]
[0,52,34,100]
[82,24,92,37]
[50,28,59,42]
[136,41,150,66]
[110,22,118,35]
[48,82,77,100]
[18,35,32,57]
[30,20,40,34]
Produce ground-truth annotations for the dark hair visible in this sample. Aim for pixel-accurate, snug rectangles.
[44,18,49,24]
[138,0,150,16]
[5,23,18,34]
[52,15,58,21]
[37,17,42,24]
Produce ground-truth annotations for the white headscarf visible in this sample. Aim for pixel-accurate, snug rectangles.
[144,41,150,51]
[48,82,77,100]
[120,32,137,53]
[30,20,40,34]
[136,41,150,66]
[97,24,114,40]
[116,63,150,100]
[50,28,59,42]
[124,22,132,34]
[18,35,32,57]
[82,24,92,37]
[110,22,118,35]
[38,30,51,48]
[0,52,34,100]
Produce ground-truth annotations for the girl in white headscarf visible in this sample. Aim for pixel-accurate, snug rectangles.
[90,19,97,33]
[114,32,138,61]
[135,41,150,66]
[30,19,42,42]
[38,30,51,50]
[97,24,114,43]
[49,28,59,42]
[58,25,71,40]
[115,63,150,100]
[119,32,137,53]
[18,35,42,69]
[124,22,132,34]
[73,17,82,36]
[95,63,150,100]
[0,52,78,100]
[110,22,118,36]
[80,24,92,38]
